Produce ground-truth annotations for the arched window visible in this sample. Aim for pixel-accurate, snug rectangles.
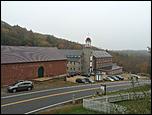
[38,66,44,77]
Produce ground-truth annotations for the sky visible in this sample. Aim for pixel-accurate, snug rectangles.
[1,1,151,50]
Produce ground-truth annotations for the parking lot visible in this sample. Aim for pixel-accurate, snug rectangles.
[66,73,149,83]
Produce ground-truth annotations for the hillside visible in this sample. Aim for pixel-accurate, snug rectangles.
[108,50,151,75]
[1,21,99,50]
[1,21,151,75]
[112,50,150,57]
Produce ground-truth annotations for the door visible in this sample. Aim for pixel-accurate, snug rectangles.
[18,83,27,91]
[38,66,44,78]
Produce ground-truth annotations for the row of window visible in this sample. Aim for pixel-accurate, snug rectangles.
[68,61,80,65]
[67,67,81,71]
[96,58,112,61]
[96,61,112,64]
[67,55,81,58]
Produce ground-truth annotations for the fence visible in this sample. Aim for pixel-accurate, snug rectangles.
[83,90,151,114]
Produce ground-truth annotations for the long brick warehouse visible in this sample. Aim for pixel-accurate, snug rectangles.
[1,46,67,86]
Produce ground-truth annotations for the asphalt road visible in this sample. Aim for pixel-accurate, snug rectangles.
[1,79,151,114]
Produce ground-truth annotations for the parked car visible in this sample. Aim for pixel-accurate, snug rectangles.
[84,78,95,83]
[115,75,124,80]
[104,76,115,81]
[90,72,95,76]
[109,76,119,81]
[131,74,140,79]
[7,80,33,93]
[76,78,87,83]
[81,73,90,77]
[68,72,77,77]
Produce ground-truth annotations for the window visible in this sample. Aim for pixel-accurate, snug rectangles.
[90,56,93,61]
[90,62,92,66]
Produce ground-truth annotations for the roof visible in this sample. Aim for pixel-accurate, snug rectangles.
[59,49,82,56]
[100,63,122,71]
[93,50,112,58]
[1,46,67,64]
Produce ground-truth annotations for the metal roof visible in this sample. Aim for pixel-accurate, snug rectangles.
[59,49,82,56]
[1,46,67,64]
[93,50,112,58]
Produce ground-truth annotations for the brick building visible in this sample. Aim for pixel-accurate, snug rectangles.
[1,46,67,86]
[92,50,123,75]
[1,37,123,86]
[60,37,123,76]
[60,50,82,75]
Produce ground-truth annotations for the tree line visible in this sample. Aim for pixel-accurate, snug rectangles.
[109,50,151,75]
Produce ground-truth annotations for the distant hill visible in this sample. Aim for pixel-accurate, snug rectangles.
[108,50,151,75]
[112,50,150,57]
[1,20,100,50]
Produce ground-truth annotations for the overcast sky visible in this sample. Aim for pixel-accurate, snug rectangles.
[1,1,151,50]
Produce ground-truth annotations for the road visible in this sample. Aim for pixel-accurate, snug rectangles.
[1,79,151,114]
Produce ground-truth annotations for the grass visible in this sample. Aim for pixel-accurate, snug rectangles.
[39,104,105,114]
[38,84,151,114]
[33,77,78,90]
[115,98,151,114]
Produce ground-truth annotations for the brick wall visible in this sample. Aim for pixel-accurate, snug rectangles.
[1,60,67,86]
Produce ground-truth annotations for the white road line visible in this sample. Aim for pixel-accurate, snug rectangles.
[24,81,150,114]
[25,95,92,114]
[1,80,150,99]
[1,87,99,107]
[1,84,99,99]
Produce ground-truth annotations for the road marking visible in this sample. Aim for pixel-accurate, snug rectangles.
[25,95,93,114]
[2,80,150,99]
[23,81,150,114]
[25,82,151,114]
[1,81,150,107]
[1,87,99,107]
[1,83,100,99]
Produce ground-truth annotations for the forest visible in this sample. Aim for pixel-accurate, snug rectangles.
[109,50,151,75]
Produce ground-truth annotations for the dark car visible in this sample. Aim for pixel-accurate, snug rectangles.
[68,72,77,77]
[7,80,33,93]
[115,75,124,80]
[84,78,95,83]
[81,73,90,77]
[76,78,87,83]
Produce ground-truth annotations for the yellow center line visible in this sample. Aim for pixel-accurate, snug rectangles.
[1,83,132,107]
[1,87,99,107]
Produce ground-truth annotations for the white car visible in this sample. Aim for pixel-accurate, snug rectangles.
[131,74,140,79]
[105,76,115,81]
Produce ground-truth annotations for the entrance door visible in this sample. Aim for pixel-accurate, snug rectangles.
[38,66,44,78]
